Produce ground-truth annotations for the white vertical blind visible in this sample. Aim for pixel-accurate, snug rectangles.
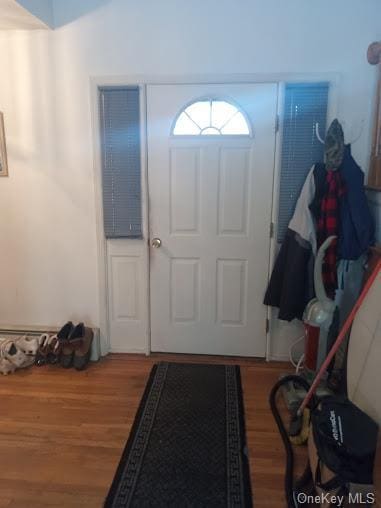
[99,86,142,238]
[277,82,329,242]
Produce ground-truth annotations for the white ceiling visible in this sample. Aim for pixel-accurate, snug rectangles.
[0,0,49,29]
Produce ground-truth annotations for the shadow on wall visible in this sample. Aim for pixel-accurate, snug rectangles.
[52,0,111,28]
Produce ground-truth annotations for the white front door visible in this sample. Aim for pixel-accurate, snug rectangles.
[147,83,277,357]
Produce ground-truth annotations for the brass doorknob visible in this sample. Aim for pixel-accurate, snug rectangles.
[151,237,162,248]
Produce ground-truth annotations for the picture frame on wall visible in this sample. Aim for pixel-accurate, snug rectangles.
[0,112,8,177]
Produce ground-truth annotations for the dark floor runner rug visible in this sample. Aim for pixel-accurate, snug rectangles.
[104,362,252,507]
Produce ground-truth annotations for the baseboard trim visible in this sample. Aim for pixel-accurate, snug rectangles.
[268,354,291,362]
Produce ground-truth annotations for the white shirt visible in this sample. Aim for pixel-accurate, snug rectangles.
[288,165,317,254]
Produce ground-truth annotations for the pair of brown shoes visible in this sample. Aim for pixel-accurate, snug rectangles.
[57,322,94,371]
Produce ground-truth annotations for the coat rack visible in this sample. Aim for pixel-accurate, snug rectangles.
[315,120,364,145]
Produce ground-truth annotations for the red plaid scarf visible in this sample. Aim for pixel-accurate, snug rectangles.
[317,170,346,298]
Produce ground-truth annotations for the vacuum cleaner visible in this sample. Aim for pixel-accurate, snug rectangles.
[281,236,336,413]
[270,259,381,508]
[269,236,335,505]
[269,375,316,507]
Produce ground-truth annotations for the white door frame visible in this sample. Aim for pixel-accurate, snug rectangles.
[90,73,340,358]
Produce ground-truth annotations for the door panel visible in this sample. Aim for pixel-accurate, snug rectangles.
[216,259,247,325]
[107,239,148,353]
[170,258,200,323]
[111,255,140,320]
[147,83,277,356]
[218,148,250,235]
[170,148,200,234]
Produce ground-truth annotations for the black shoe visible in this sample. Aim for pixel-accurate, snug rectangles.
[35,334,49,366]
[68,322,85,343]
[57,321,74,342]
[46,336,61,365]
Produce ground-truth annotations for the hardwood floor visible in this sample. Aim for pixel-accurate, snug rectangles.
[0,354,306,507]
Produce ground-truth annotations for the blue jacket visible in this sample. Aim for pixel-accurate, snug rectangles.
[338,146,375,260]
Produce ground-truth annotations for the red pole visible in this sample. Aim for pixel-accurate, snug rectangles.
[297,258,381,416]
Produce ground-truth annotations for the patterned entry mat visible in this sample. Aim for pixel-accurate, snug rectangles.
[105,362,252,507]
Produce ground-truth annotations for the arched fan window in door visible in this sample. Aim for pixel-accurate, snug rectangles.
[172,99,251,136]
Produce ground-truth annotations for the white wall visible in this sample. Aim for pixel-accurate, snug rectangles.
[0,0,49,29]
[16,0,53,27]
[0,0,380,357]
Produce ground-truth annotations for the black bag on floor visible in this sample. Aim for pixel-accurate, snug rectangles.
[311,396,379,491]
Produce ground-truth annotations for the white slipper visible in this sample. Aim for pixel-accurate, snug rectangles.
[0,354,17,375]
[0,339,18,375]
[15,335,39,356]
[1,340,28,367]
[0,340,34,374]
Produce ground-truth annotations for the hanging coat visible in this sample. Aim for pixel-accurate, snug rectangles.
[338,145,375,260]
[310,145,375,261]
[264,167,316,321]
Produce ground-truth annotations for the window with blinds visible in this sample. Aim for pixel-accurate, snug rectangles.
[99,86,142,238]
[277,82,329,242]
